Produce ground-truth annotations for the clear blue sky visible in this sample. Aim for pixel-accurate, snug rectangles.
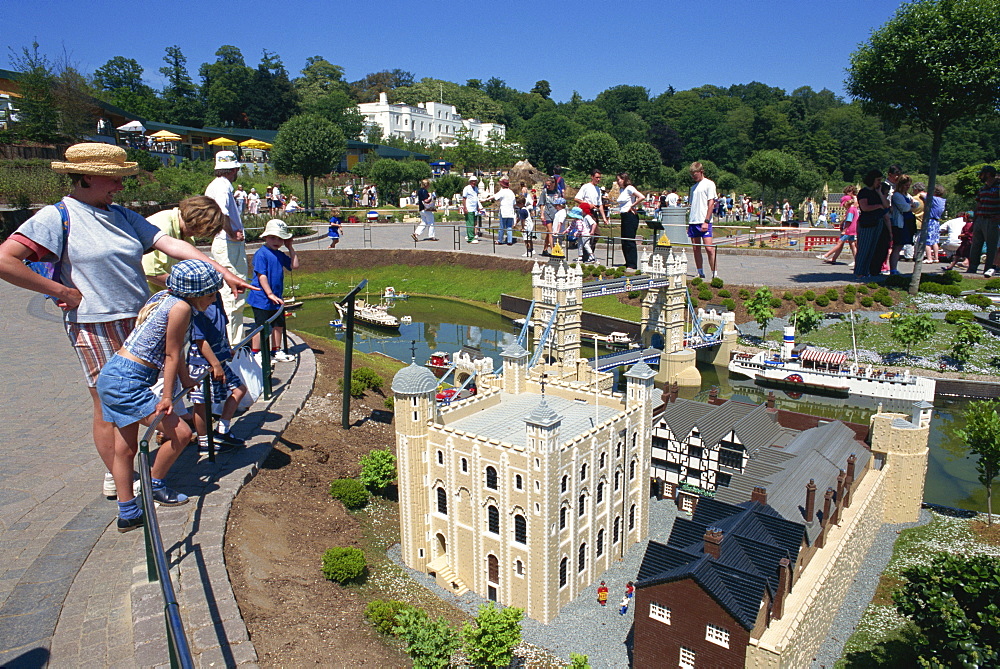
[6,0,905,101]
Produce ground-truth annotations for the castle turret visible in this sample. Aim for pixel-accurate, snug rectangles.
[501,342,530,394]
[870,402,931,523]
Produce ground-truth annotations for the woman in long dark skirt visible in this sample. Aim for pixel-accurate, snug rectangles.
[854,169,891,280]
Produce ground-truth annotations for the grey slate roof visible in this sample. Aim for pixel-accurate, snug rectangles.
[525,399,561,427]
[658,399,793,453]
[715,420,869,544]
[501,342,529,359]
[625,361,656,380]
[391,363,438,395]
[447,392,619,448]
[637,498,805,630]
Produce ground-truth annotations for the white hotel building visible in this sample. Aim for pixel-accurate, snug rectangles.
[358,92,505,146]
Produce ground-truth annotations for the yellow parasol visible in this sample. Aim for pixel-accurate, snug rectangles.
[207,137,238,146]
[149,130,182,142]
[239,139,272,149]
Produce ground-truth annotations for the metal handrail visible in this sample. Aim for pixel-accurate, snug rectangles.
[134,305,286,668]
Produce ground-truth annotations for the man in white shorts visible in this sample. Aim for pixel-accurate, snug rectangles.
[205,150,249,344]
[687,161,718,279]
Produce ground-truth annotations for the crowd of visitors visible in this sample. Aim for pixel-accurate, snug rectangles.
[0,143,269,533]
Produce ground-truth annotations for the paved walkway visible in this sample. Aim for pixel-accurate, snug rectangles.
[287,220,868,288]
[0,280,315,668]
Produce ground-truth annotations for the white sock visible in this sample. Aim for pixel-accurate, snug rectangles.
[218,419,231,434]
[198,435,208,448]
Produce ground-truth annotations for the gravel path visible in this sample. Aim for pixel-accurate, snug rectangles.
[388,495,679,667]
[811,508,932,668]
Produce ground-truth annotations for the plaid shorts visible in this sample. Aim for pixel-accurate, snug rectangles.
[187,362,243,404]
[65,318,137,387]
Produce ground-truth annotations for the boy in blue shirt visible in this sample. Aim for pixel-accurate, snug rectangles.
[327,208,342,249]
[247,219,299,363]
[188,294,248,453]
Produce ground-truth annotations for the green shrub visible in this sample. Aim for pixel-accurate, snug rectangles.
[860,295,875,307]
[920,282,944,294]
[698,288,713,301]
[794,295,808,306]
[945,310,975,324]
[769,297,782,308]
[866,282,879,290]
[366,599,418,636]
[738,288,751,300]
[842,292,856,305]
[941,269,963,285]
[722,298,736,311]
[691,277,703,287]
[596,265,606,275]
[873,287,890,299]
[717,289,731,298]
[384,396,394,409]
[321,547,366,584]
[627,290,642,299]
[329,478,369,509]
[878,294,895,307]
[843,283,857,293]
[942,285,962,297]
[360,449,397,490]
[347,378,367,398]
[352,367,384,392]
[815,295,830,307]
[856,285,869,294]
[966,293,993,308]
[825,288,839,301]
[710,277,724,289]
[783,291,794,301]
[984,277,1000,290]
[802,290,815,301]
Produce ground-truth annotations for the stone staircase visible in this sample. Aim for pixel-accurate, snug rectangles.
[426,555,469,596]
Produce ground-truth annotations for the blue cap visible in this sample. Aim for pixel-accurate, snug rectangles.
[551,197,566,206]
[567,207,583,219]
[167,259,223,298]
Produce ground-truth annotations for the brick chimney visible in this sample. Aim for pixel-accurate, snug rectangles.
[772,557,792,620]
[766,391,776,410]
[833,471,846,524]
[708,387,719,403]
[805,479,817,522]
[670,381,679,403]
[817,488,835,548]
[703,527,723,559]
[751,486,768,505]
[846,453,857,481]
[843,471,854,509]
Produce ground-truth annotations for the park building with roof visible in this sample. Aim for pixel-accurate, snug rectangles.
[391,261,655,624]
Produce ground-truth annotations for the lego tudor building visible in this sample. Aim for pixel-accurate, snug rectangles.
[391,261,655,623]
[634,393,931,668]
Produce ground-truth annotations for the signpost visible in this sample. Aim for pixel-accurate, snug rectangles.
[339,279,367,429]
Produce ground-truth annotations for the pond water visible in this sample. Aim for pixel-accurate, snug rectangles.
[291,296,994,513]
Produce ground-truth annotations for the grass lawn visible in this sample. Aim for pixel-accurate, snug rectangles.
[836,511,1000,667]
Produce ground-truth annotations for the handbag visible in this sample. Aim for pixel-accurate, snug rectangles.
[230,347,263,409]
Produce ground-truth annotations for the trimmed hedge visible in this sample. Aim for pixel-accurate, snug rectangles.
[321,547,366,584]
[329,478,369,509]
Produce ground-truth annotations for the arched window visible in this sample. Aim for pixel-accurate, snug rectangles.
[578,493,586,517]
[515,559,524,575]
[613,516,621,544]
[559,506,567,530]
[616,443,622,459]
[580,463,587,481]
[486,466,498,490]
[515,474,523,490]
[559,557,568,587]
[629,504,636,530]
[437,450,443,465]
[578,543,587,572]
[630,459,637,480]
[561,475,568,493]
[488,505,499,534]
[597,529,605,556]
[614,471,621,491]
[514,515,526,544]
[597,481,604,504]
[437,487,447,515]
[600,452,606,469]
[461,457,468,472]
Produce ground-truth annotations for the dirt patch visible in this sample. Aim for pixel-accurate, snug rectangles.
[970,519,1000,545]
[295,248,531,276]
[226,333,416,667]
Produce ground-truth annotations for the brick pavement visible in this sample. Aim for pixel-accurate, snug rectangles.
[0,276,315,668]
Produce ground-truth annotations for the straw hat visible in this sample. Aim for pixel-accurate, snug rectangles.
[50,143,140,176]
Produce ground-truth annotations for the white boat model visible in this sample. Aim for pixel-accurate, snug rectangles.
[335,299,400,329]
[728,325,935,402]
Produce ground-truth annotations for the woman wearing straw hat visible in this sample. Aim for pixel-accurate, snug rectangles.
[0,143,253,502]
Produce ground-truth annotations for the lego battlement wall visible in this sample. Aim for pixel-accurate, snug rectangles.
[744,463,888,669]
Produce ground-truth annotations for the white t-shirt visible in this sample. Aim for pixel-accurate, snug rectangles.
[462,184,480,211]
[666,192,679,206]
[575,182,602,207]
[939,218,964,246]
[493,188,516,218]
[205,176,243,240]
[688,178,718,224]
[617,185,642,214]
[552,209,567,234]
